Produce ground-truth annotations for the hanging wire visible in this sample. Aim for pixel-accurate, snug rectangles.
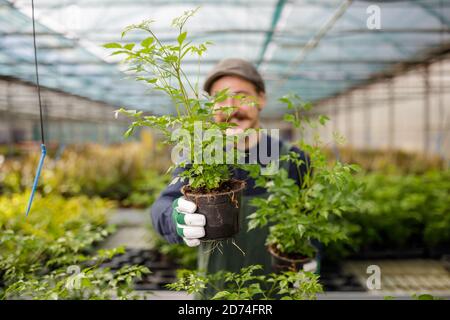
[26,0,47,216]
[31,0,45,145]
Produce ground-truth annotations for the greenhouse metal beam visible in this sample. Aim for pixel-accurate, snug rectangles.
[5,0,449,107]
[342,10,411,57]
[275,0,353,89]
[0,75,130,109]
[10,0,450,9]
[2,70,383,82]
[3,28,449,41]
[256,0,288,68]
[1,2,145,108]
[277,4,414,99]
[66,27,450,35]
[7,0,338,9]
[10,0,271,8]
[307,5,450,102]
[0,55,149,109]
[0,59,421,67]
[324,41,450,103]
[414,1,450,27]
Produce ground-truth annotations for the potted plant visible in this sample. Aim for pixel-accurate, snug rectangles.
[103,9,247,240]
[246,94,362,272]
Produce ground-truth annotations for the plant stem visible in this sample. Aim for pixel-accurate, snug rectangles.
[147,27,192,116]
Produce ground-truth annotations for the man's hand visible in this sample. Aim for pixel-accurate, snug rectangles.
[172,197,206,247]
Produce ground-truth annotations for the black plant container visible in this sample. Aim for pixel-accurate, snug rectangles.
[268,244,317,273]
[182,179,245,240]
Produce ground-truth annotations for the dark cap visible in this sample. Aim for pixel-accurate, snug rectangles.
[203,58,265,94]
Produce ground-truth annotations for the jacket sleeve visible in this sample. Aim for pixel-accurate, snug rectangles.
[150,167,186,244]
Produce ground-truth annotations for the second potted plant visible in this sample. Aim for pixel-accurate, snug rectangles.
[247,95,362,272]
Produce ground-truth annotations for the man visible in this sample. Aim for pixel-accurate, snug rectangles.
[151,58,314,276]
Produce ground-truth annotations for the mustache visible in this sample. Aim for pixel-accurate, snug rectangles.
[230,112,250,121]
[218,110,250,122]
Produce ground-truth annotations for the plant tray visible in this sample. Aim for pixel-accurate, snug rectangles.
[100,248,180,291]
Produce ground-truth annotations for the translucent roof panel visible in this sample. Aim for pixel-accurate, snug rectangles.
[1,0,449,116]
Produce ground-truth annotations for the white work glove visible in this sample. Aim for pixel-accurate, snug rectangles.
[172,196,206,247]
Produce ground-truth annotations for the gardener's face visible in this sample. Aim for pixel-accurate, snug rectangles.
[210,75,266,131]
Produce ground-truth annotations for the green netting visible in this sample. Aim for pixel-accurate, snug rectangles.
[1,0,449,116]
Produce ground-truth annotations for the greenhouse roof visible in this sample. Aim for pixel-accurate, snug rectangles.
[1,0,449,116]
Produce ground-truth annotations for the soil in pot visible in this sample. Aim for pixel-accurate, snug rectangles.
[268,244,318,273]
[182,179,246,241]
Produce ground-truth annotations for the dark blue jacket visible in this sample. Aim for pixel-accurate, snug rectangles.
[150,135,309,244]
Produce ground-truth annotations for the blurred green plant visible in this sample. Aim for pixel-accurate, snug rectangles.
[0,193,113,284]
[2,244,149,300]
[325,170,450,259]
[384,293,445,300]
[0,142,168,208]
[412,293,444,300]
[167,264,322,300]
[0,193,149,300]
[0,193,113,242]
[322,147,446,174]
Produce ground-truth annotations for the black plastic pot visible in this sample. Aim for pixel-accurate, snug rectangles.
[268,244,317,273]
[182,179,246,240]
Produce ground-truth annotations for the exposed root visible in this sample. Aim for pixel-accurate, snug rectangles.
[203,240,224,254]
[201,238,246,256]
[230,189,239,208]
[231,238,245,257]
[290,262,298,272]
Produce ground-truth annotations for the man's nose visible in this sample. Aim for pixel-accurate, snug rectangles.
[224,97,236,106]
[224,97,240,115]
